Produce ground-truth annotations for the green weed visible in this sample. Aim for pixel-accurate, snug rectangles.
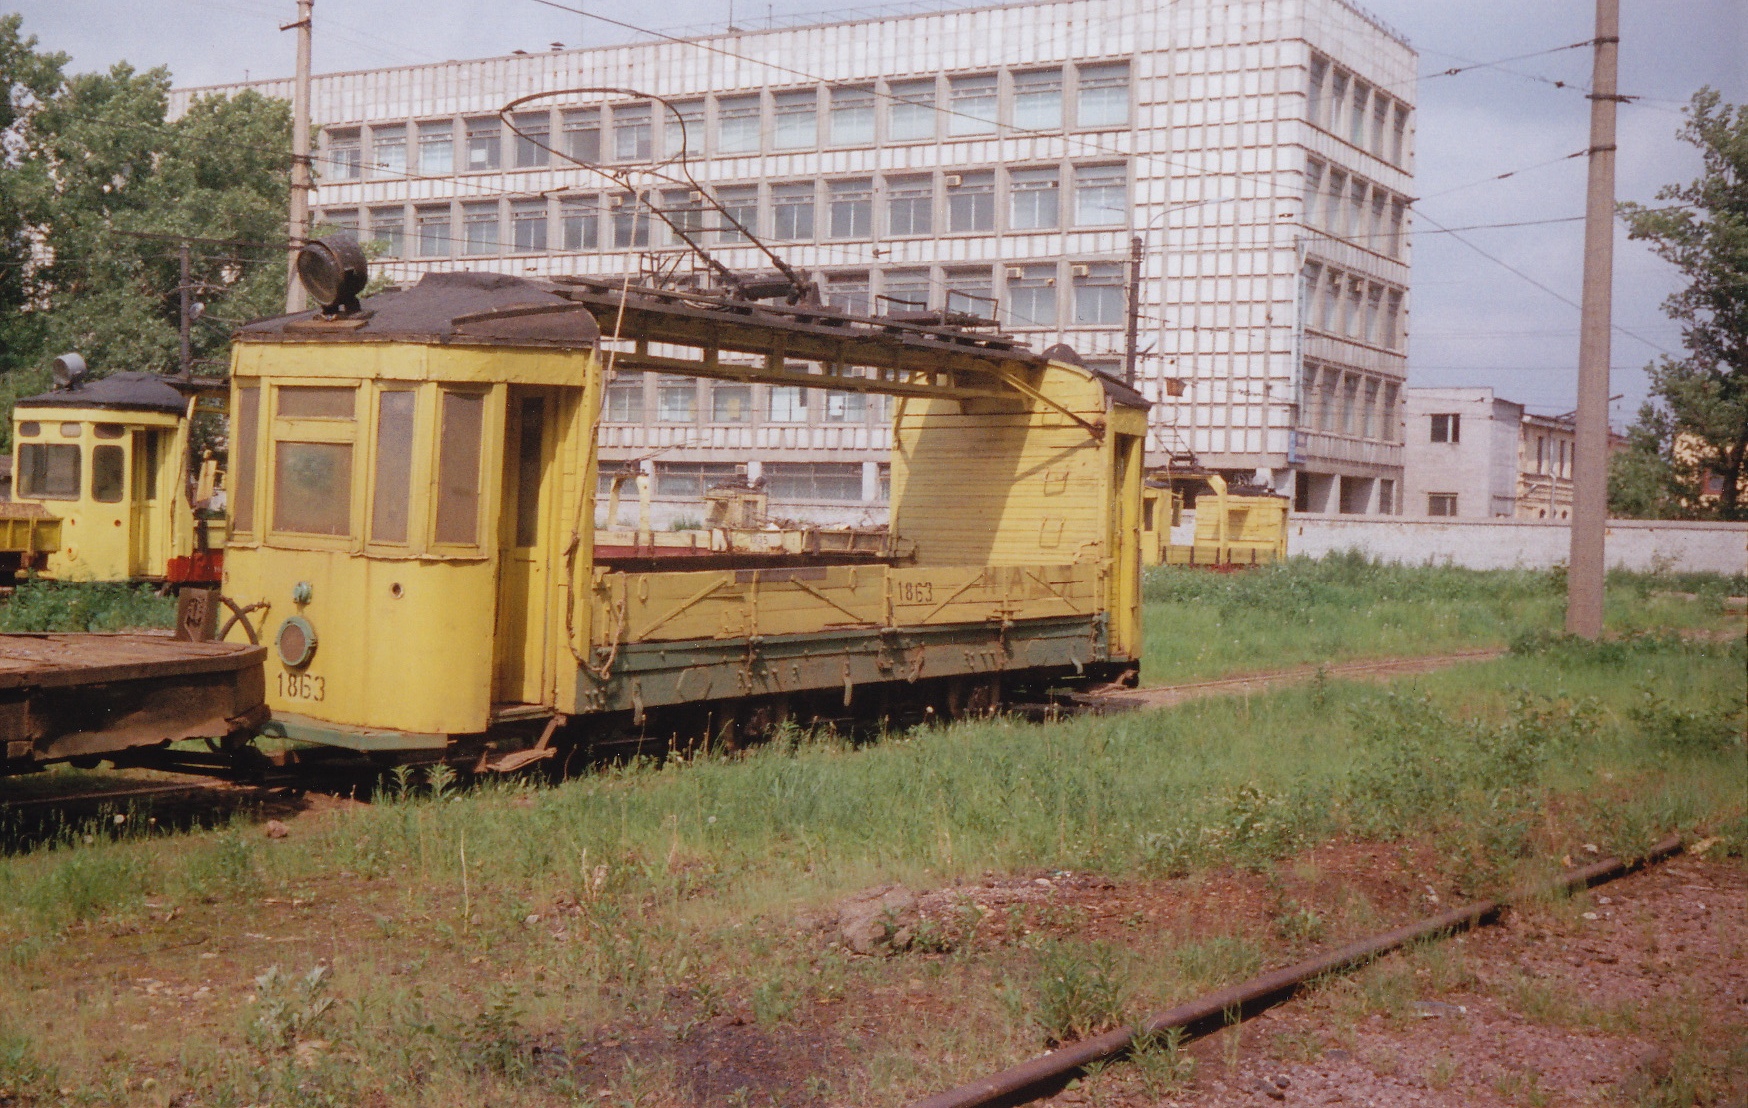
[1032,940,1130,1042]
[247,964,336,1052]
[0,580,174,632]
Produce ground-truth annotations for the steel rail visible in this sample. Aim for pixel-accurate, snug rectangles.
[911,835,1686,1108]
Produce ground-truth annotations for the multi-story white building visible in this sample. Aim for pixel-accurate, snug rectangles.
[173,0,1416,521]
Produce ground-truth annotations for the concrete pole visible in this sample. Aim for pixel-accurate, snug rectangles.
[284,0,313,314]
[1566,0,1618,638]
[1123,234,1143,386]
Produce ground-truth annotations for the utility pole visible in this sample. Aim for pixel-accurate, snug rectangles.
[283,0,313,314]
[1566,0,1619,638]
[1123,234,1143,386]
[178,242,192,379]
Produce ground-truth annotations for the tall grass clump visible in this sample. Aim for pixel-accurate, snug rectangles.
[0,580,175,632]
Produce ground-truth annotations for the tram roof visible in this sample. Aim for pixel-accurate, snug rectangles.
[16,371,192,415]
[237,270,1147,411]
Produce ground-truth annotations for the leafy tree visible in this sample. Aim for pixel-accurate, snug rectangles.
[0,15,67,375]
[0,20,290,444]
[1614,87,1748,520]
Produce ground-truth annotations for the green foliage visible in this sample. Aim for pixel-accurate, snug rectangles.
[1628,685,1744,755]
[247,965,335,1052]
[0,17,290,440]
[464,986,530,1077]
[1129,1026,1196,1096]
[19,848,147,929]
[1615,87,1748,520]
[0,580,175,631]
[1031,940,1130,1041]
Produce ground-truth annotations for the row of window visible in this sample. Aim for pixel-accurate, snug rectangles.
[1529,433,1573,479]
[1302,261,1405,351]
[1303,158,1408,259]
[15,420,158,503]
[229,382,487,550]
[319,62,1132,181]
[318,163,1128,260]
[816,261,1128,328]
[1303,362,1401,442]
[1307,52,1411,168]
[602,374,891,426]
[602,461,886,503]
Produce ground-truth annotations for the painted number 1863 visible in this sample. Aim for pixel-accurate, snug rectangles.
[897,580,935,604]
[278,670,325,702]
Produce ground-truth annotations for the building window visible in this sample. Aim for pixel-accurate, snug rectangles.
[461,202,499,255]
[563,108,601,163]
[415,206,450,257]
[1427,493,1458,517]
[947,171,995,233]
[828,178,872,239]
[1077,62,1130,128]
[369,124,405,178]
[826,273,870,315]
[887,175,934,237]
[882,270,931,314]
[663,188,706,246]
[656,375,697,422]
[1392,103,1411,167]
[512,112,549,168]
[717,95,761,154]
[716,186,759,242]
[1430,413,1460,444]
[829,86,875,145]
[1009,167,1059,230]
[511,200,547,253]
[772,89,817,149]
[464,118,500,171]
[1303,159,1324,229]
[823,390,866,423]
[1012,69,1063,130]
[417,120,453,175]
[711,383,752,423]
[1007,264,1056,328]
[612,104,652,161]
[1074,164,1127,225]
[766,462,862,501]
[1378,479,1395,515]
[560,196,599,250]
[947,74,998,136]
[603,374,644,422]
[772,182,815,240]
[943,267,995,318]
[655,462,739,499]
[612,193,650,248]
[1308,54,1329,129]
[889,79,936,141]
[1072,262,1125,325]
[326,128,362,179]
[768,385,808,422]
[1348,81,1370,147]
[664,100,704,158]
[368,207,404,258]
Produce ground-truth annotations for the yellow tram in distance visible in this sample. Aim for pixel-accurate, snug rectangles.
[8,364,225,584]
[223,248,1146,766]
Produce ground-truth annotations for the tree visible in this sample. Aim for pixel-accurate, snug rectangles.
[0,15,67,375]
[1614,88,1748,520]
[0,19,291,443]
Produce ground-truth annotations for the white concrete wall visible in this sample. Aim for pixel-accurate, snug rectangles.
[1288,515,1748,575]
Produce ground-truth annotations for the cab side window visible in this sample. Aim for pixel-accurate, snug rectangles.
[433,389,485,546]
[272,385,357,537]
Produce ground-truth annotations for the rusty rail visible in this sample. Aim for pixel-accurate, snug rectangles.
[911,835,1686,1108]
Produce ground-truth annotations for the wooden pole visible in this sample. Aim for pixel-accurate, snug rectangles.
[284,0,313,314]
[1566,0,1618,638]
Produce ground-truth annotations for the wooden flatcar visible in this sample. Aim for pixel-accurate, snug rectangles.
[221,255,1146,767]
[9,369,225,585]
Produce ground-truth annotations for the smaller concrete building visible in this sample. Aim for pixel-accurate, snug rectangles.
[1516,411,1577,521]
[1401,387,1605,521]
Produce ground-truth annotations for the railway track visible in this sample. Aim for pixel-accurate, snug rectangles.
[1081,647,1508,712]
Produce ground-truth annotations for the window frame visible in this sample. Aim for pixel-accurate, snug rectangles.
[266,380,362,548]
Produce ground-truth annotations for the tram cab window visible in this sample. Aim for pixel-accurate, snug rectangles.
[60,422,82,438]
[278,386,356,420]
[17,421,39,438]
[18,443,80,499]
[231,387,260,535]
[92,444,126,503]
[94,423,125,439]
[272,384,357,537]
[370,389,417,545]
[433,390,485,546]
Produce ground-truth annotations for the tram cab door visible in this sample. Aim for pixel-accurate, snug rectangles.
[493,388,562,708]
[127,429,162,577]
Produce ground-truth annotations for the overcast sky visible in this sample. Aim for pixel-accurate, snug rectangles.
[13,0,1747,418]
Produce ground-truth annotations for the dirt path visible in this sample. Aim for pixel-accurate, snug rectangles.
[1110,649,1509,711]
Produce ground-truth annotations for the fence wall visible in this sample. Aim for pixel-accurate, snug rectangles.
[1284,515,1748,575]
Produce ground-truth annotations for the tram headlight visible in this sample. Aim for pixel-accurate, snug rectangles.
[276,616,318,669]
[295,234,369,317]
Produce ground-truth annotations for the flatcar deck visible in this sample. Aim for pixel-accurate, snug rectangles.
[0,633,267,772]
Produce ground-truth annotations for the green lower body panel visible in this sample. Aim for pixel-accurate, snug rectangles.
[260,712,448,752]
[579,614,1114,716]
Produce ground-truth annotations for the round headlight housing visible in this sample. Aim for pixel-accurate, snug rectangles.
[276,615,318,669]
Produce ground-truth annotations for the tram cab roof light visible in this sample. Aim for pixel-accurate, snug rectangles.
[296,234,369,317]
[51,352,88,390]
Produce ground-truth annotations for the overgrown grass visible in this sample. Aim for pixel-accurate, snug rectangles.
[1140,552,1745,682]
[0,564,1740,1105]
[0,579,175,632]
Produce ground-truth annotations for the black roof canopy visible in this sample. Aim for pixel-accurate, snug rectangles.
[16,371,191,415]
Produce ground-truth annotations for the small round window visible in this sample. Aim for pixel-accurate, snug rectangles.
[59,422,81,438]
[17,422,38,438]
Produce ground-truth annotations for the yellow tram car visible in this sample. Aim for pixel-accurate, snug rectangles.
[9,366,224,584]
[222,256,1146,765]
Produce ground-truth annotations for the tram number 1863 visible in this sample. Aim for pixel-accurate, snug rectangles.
[278,670,326,702]
[897,580,935,604]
